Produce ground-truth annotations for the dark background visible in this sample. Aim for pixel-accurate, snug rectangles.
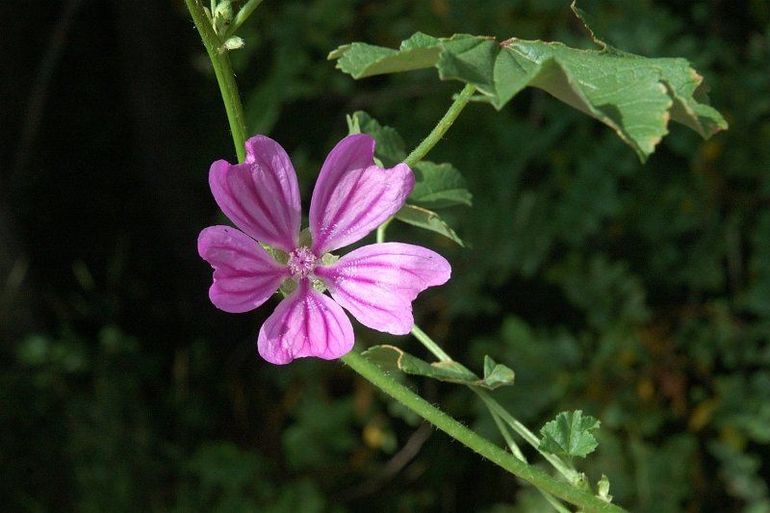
[2,1,769,512]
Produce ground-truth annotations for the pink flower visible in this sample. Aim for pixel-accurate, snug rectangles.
[198,134,451,364]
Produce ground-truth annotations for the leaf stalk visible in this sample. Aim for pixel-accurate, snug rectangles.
[405,84,476,167]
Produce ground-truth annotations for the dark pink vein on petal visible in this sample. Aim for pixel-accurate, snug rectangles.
[302,283,311,356]
[335,185,389,238]
[318,169,367,247]
[240,167,284,243]
[317,295,330,356]
[221,178,277,242]
[255,154,295,236]
[333,285,403,317]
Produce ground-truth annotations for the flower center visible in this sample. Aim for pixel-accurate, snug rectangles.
[287,246,317,279]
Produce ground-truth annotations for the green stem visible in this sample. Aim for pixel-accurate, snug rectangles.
[187,2,611,506]
[407,219,582,484]
[225,0,265,38]
[411,324,452,362]
[490,408,527,462]
[404,84,476,167]
[544,492,574,513]
[490,398,571,513]
[342,349,625,513]
[412,320,582,484]
[185,0,249,162]
[476,388,580,484]
[376,218,392,244]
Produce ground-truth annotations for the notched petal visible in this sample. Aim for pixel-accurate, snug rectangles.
[309,135,414,254]
[315,242,451,335]
[209,136,301,252]
[257,280,354,364]
[198,225,287,313]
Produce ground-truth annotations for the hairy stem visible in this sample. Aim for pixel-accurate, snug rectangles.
[186,4,616,508]
[342,349,625,513]
[185,0,248,162]
[489,414,571,513]
[414,313,581,484]
[405,83,476,167]
[476,388,580,484]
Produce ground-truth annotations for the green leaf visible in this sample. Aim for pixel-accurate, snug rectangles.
[395,204,465,246]
[363,346,515,390]
[539,410,601,458]
[329,2,727,161]
[411,162,473,209]
[346,111,407,167]
[443,37,725,160]
[568,1,727,142]
[482,355,515,389]
[363,345,477,383]
[329,32,441,79]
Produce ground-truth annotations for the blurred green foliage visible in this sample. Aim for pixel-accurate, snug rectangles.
[2,1,769,512]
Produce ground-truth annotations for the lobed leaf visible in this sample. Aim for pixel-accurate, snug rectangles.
[539,410,601,458]
[330,2,727,161]
[331,32,441,79]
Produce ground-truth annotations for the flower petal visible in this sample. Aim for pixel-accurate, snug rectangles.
[314,242,451,335]
[198,225,288,313]
[209,136,301,252]
[309,134,414,254]
[258,280,354,364]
